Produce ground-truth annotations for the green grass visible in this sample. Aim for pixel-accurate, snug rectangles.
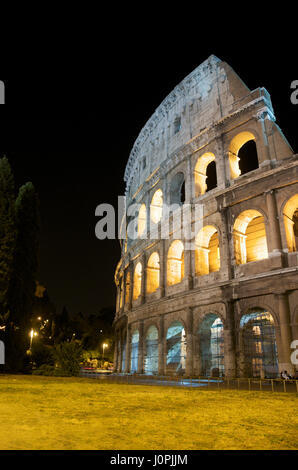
[0,374,297,450]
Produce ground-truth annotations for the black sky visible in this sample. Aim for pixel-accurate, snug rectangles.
[0,36,297,315]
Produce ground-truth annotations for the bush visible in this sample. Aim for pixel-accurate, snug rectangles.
[31,342,54,368]
[53,340,83,376]
[32,364,65,376]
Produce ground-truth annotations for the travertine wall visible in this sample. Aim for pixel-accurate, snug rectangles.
[114,55,298,378]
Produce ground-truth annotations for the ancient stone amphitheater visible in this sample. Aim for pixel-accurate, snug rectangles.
[113,55,298,378]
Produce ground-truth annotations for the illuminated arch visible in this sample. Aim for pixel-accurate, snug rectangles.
[119,276,124,309]
[166,321,186,375]
[229,131,257,179]
[194,152,217,196]
[130,329,139,373]
[283,194,298,252]
[233,210,268,265]
[150,189,163,224]
[144,325,159,375]
[138,203,147,237]
[195,225,220,276]
[146,252,160,294]
[197,314,224,377]
[240,309,278,378]
[133,262,142,300]
[167,240,185,286]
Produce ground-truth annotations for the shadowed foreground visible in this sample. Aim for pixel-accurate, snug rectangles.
[0,375,297,450]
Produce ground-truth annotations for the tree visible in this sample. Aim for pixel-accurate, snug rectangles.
[9,182,40,326]
[0,157,17,315]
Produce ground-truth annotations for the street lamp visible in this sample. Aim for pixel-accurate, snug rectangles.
[29,329,38,350]
[102,342,108,360]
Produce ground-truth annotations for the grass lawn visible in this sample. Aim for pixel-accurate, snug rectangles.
[0,374,297,450]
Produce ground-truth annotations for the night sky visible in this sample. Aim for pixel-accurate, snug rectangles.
[0,41,297,316]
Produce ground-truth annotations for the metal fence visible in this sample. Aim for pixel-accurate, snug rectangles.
[79,370,298,393]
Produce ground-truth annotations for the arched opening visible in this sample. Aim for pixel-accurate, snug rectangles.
[166,321,186,375]
[240,310,278,378]
[167,240,185,286]
[206,160,217,192]
[125,271,131,305]
[147,252,160,294]
[238,140,259,175]
[195,225,220,276]
[229,132,258,179]
[233,210,268,265]
[170,172,185,206]
[138,203,147,237]
[150,189,163,224]
[283,194,298,252]
[194,152,217,196]
[144,325,159,375]
[130,330,139,373]
[198,314,224,377]
[133,262,142,300]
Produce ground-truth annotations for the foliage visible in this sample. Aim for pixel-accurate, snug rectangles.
[31,342,54,368]
[0,157,17,314]
[52,340,83,376]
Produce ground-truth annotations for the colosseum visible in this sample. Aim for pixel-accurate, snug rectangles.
[113,55,298,379]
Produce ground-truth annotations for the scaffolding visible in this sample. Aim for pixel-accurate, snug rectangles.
[241,311,278,378]
[198,315,224,377]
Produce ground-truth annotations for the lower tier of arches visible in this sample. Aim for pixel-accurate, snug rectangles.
[114,300,297,379]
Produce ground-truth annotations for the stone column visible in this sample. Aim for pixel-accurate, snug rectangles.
[219,207,233,279]
[265,190,283,253]
[118,330,123,373]
[159,239,166,297]
[113,330,118,372]
[223,301,237,377]
[128,263,134,310]
[124,323,131,373]
[158,316,165,375]
[184,247,193,289]
[141,253,147,304]
[185,308,194,376]
[137,321,144,374]
[278,293,294,374]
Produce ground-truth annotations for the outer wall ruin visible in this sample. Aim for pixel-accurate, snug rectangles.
[113,55,298,378]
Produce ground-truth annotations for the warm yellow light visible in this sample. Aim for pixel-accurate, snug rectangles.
[138,204,147,237]
[150,189,163,224]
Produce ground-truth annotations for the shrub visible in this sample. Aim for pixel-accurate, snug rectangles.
[53,340,83,376]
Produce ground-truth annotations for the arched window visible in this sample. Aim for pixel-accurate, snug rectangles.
[166,321,186,375]
[233,210,268,265]
[150,189,163,224]
[197,314,224,377]
[229,132,258,179]
[137,203,147,237]
[133,262,142,300]
[144,325,159,375]
[194,152,217,196]
[147,252,160,294]
[167,240,184,286]
[283,194,298,252]
[170,172,185,206]
[240,310,278,378]
[195,226,220,276]
[130,330,139,373]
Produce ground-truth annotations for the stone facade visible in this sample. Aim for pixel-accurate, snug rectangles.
[113,55,298,378]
